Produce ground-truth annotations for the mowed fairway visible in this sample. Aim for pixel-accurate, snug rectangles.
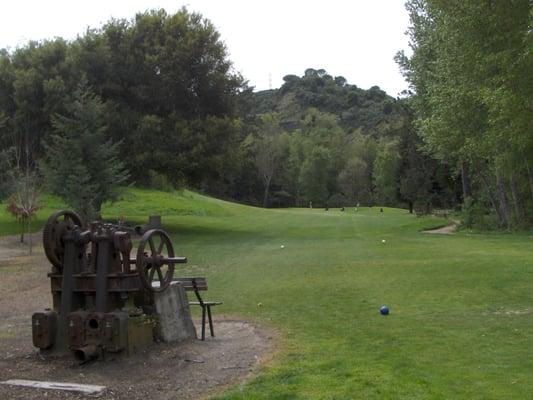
[2,189,533,399]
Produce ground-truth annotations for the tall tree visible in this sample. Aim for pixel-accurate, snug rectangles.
[298,146,332,206]
[397,0,532,228]
[338,156,370,205]
[42,83,129,220]
[0,8,247,199]
[249,113,286,207]
[373,140,401,206]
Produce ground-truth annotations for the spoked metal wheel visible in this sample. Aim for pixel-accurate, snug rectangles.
[136,229,177,292]
[42,210,84,270]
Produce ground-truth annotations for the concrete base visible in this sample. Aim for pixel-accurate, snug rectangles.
[153,282,197,342]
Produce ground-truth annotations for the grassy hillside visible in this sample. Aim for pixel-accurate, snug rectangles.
[0,188,241,235]
[1,188,532,399]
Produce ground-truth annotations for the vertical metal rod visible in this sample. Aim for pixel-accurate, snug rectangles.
[95,238,111,313]
[56,238,77,351]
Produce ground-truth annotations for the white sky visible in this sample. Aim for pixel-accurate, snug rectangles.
[0,0,411,96]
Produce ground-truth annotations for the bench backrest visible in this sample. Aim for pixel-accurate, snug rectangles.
[173,277,208,291]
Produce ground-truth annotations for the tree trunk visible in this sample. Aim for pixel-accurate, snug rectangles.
[27,217,32,255]
[408,200,413,214]
[526,162,533,202]
[495,170,510,228]
[461,162,472,200]
[479,170,502,224]
[509,173,526,225]
[262,175,272,208]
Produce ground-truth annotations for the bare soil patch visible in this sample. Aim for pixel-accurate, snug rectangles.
[0,237,274,399]
[422,221,459,235]
[0,231,42,262]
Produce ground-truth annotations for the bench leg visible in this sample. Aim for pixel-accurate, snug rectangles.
[201,305,206,341]
[207,306,215,337]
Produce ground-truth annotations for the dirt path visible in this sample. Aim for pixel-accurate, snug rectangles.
[0,231,43,262]
[0,237,275,399]
[423,221,459,234]
[0,319,274,400]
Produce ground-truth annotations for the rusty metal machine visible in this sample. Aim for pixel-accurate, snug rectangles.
[32,210,186,361]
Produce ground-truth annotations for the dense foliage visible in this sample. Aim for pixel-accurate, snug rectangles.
[0,8,247,208]
[245,69,458,209]
[0,7,474,215]
[397,0,533,228]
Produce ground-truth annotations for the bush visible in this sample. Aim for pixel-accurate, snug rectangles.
[462,197,497,230]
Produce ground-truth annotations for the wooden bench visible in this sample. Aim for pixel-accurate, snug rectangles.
[173,277,222,340]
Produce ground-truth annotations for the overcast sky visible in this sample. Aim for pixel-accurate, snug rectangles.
[0,0,411,96]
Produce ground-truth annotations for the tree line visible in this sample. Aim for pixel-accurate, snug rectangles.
[396,0,532,228]
[0,8,248,218]
[245,69,457,211]
[1,4,530,229]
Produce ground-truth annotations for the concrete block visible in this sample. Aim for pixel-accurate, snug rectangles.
[153,282,197,342]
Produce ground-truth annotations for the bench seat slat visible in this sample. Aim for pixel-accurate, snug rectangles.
[178,284,208,290]
[189,301,222,306]
[172,277,208,291]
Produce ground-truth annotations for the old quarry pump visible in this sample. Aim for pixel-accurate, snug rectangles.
[32,210,187,361]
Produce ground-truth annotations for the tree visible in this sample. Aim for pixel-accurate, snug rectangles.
[397,0,533,228]
[249,113,286,207]
[42,83,129,220]
[6,170,40,252]
[373,140,401,206]
[338,156,370,205]
[0,8,247,200]
[299,146,331,206]
[90,9,246,189]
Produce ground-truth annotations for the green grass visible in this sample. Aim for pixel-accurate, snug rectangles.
[0,188,236,235]
[2,188,532,399]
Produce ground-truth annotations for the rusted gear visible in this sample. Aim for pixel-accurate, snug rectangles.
[136,229,175,292]
[42,210,84,270]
